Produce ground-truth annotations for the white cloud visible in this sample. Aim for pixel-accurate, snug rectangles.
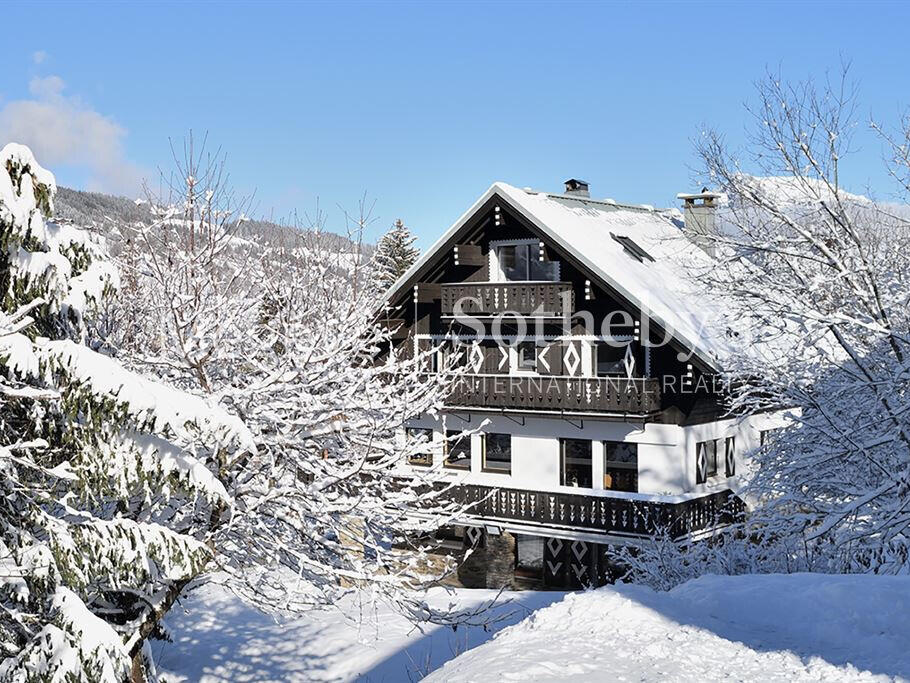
[32,50,47,65]
[0,75,147,196]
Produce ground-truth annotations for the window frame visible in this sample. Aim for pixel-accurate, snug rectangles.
[482,432,512,474]
[603,441,638,492]
[560,438,593,488]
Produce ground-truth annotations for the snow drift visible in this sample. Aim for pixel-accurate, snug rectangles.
[428,573,910,682]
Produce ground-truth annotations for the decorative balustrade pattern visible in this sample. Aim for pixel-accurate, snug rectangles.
[440,282,574,316]
[441,484,743,539]
[448,374,661,414]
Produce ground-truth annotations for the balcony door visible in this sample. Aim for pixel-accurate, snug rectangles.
[490,239,559,282]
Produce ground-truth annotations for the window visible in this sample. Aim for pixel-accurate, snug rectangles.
[604,441,638,492]
[494,242,559,282]
[596,342,627,376]
[725,436,735,477]
[515,534,544,577]
[444,430,471,470]
[611,233,655,262]
[560,439,592,488]
[518,341,537,371]
[483,433,511,473]
[406,427,434,466]
[498,243,529,281]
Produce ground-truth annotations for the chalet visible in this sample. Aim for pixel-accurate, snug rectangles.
[384,180,786,589]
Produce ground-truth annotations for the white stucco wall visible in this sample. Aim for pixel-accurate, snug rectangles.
[403,408,791,499]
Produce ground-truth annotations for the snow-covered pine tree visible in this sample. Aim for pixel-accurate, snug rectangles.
[371,219,419,292]
[0,143,251,681]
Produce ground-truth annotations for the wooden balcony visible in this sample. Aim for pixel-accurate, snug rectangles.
[441,484,744,540]
[447,374,660,414]
[440,282,574,316]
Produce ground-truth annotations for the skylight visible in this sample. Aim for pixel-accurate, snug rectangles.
[611,233,654,263]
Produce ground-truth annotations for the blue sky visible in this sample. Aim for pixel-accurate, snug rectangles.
[2,0,910,247]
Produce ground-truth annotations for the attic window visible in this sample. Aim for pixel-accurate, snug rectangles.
[611,233,654,263]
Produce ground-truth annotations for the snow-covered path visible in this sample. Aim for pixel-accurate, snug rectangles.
[153,582,564,682]
[428,574,910,682]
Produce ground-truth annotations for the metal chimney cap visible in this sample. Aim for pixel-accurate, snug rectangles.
[564,178,590,196]
[677,189,722,201]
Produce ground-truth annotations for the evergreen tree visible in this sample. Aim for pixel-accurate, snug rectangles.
[371,219,419,291]
[0,143,250,681]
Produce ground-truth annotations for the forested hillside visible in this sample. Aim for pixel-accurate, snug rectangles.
[54,185,373,258]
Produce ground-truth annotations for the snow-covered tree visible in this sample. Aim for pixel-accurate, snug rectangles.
[0,143,252,681]
[211,229,482,623]
[684,70,910,575]
[104,142,487,631]
[371,218,419,292]
[110,133,258,394]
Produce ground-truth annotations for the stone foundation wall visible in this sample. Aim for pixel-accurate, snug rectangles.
[456,531,516,589]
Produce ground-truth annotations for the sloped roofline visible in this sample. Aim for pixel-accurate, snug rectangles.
[382,182,720,372]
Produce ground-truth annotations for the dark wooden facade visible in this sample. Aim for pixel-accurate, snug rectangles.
[448,375,661,414]
[383,190,727,424]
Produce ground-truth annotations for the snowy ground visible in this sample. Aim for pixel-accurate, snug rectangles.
[429,574,910,682]
[153,581,564,682]
[155,574,910,682]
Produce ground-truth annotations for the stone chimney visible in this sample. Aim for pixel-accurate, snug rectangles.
[677,187,721,256]
[564,178,590,198]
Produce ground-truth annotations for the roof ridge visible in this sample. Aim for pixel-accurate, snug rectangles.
[505,183,671,213]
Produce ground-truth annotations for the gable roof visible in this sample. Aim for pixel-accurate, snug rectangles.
[384,182,735,371]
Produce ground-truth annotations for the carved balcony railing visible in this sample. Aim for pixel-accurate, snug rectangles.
[440,282,574,316]
[438,484,744,540]
[447,374,661,414]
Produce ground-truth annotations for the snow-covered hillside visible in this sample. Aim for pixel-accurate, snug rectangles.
[429,574,910,682]
[53,185,373,256]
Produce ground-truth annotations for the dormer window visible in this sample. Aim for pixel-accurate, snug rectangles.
[490,239,560,282]
[611,233,654,263]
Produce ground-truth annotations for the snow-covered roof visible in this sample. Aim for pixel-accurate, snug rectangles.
[385,182,735,370]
